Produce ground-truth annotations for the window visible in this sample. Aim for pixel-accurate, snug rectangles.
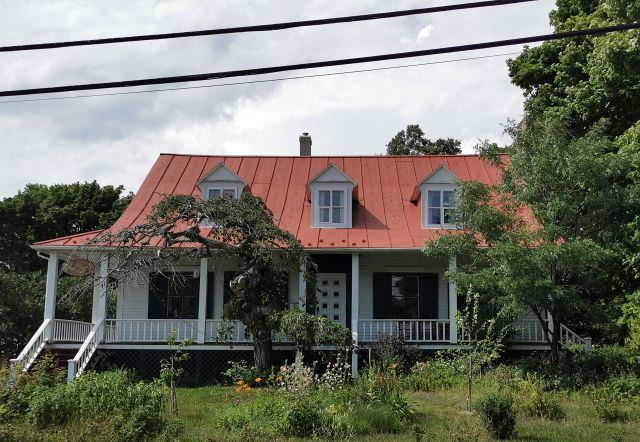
[426,189,458,227]
[207,187,237,200]
[391,275,420,319]
[167,278,198,318]
[318,189,344,224]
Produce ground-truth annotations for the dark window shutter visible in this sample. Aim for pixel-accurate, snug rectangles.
[148,272,169,319]
[419,274,438,319]
[373,273,391,319]
[206,272,215,319]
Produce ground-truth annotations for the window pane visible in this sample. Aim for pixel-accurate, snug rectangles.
[320,207,330,223]
[390,275,420,319]
[222,189,236,198]
[428,208,441,224]
[428,190,441,208]
[405,276,419,297]
[332,207,344,223]
[444,208,456,224]
[168,297,181,318]
[332,190,344,206]
[319,190,331,206]
[443,190,456,208]
[208,189,221,199]
[183,296,196,317]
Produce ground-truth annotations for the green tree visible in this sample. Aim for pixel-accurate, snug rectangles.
[85,192,316,370]
[0,182,133,272]
[425,116,626,361]
[507,0,640,137]
[386,124,462,155]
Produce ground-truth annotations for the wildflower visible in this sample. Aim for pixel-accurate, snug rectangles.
[236,380,244,385]
[389,363,398,370]
[255,377,262,383]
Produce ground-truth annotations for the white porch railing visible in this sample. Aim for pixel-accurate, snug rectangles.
[205,320,252,343]
[51,319,93,343]
[68,319,105,381]
[508,319,548,343]
[103,319,199,343]
[10,319,51,371]
[560,323,592,351]
[358,320,451,342]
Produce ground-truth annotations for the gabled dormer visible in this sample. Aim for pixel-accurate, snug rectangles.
[198,161,247,200]
[415,164,460,229]
[308,163,356,228]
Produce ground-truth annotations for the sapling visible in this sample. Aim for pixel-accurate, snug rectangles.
[160,329,193,415]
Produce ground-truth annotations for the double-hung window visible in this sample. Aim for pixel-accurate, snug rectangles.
[318,189,345,225]
[426,188,458,228]
[391,275,420,319]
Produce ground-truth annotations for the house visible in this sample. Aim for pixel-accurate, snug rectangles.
[11,133,591,382]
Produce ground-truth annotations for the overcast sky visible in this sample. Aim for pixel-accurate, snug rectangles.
[0,0,555,198]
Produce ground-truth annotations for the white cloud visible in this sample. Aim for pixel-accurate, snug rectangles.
[0,0,556,198]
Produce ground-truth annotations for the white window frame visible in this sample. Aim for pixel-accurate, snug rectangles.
[311,183,352,228]
[421,184,459,229]
[202,181,243,201]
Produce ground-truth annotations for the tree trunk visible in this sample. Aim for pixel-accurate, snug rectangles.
[253,338,273,370]
[550,316,561,364]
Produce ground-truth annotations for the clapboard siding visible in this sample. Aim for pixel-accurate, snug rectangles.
[358,252,449,320]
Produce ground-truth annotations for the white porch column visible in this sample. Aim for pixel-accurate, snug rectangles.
[298,266,307,310]
[197,257,209,344]
[91,255,109,325]
[351,253,360,377]
[43,251,59,340]
[296,265,307,363]
[448,256,458,344]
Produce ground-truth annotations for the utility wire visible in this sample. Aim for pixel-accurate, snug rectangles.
[0,51,521,104]
[1,22,638,98]
[0,0,537,52]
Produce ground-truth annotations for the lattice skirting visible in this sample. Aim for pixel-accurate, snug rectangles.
[92,348,296,386]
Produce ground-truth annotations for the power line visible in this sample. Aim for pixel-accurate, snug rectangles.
[0,0,537,52]
[0,51,521,104]
[1,22,638,98]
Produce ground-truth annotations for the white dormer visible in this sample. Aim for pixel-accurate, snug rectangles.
[308,163,356,228]
[417,164,460,229]
[198,161,247,200]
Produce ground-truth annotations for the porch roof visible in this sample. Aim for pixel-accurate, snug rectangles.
[34,154,510,250]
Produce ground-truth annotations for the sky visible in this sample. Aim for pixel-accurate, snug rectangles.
[0,0,556,198]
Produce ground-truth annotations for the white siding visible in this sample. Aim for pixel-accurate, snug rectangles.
[358,251,449,320]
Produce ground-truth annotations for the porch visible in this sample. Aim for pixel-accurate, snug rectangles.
[12,250,591,380]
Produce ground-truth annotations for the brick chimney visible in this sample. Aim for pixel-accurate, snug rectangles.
[299,132,312,156]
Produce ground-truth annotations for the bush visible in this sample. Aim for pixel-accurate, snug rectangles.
[369,334,422,374]
[476,394,516,440]
[514,374,565,420]
[402,358,462,391]
[27,370,167,441]
[223,360,265,387]
[603,373,640,401]
[348,404,403,435]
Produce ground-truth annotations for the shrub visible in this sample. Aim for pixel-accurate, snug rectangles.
[348,404,403,435]
[223,360,265,387]
[402,358,462,391]
[282,396,322,438]
[591,384,631,423]
[369,334,422,374]
[27,370,167,441]
[476,394,516,440]
[514,374,565,420]
[603,373,640,401]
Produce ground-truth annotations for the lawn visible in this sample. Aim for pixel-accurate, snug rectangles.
[174,377,640,441]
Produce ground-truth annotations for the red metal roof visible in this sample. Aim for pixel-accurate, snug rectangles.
[34,154,506,249]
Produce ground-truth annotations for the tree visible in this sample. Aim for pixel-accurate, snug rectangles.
[0,182,133,272]
[76,192,316,370]
[386,124,462,155]
[507,0,640,137]
[425,116,624,361]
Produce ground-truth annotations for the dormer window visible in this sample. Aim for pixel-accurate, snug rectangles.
[416,164,460,229]
[318,188,345,224]
[308,163,356,228]
[426,188,458,227]
[198,161,247,202]
[207,187,237,200]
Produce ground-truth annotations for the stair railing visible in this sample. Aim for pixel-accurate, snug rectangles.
[67,319,104,382]
[559,323,592,352]
[10,319,52,372]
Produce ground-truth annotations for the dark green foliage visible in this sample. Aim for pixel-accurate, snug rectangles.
[476,393,517,439]
[401,358,462,392]
[368,334,422,374]
[386,124,462,155]
[0,181,132,273]
[275,308,353,351]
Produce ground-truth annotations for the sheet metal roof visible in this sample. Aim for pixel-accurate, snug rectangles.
[34,154,506,249]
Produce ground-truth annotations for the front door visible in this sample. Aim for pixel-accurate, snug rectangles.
[316,273,347,326]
